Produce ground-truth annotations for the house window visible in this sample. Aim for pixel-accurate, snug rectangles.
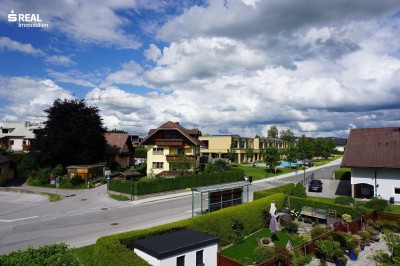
[165,134,177,139]
[10,140,14,145]
[394,188,400,195]
[177,148,185,155]
[152,162,163,169]
[196,250,204,266]
[153,147,164,155]
[177,255,185,266]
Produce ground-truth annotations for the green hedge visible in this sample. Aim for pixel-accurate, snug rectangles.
[109,169,244,195]
[335,168,351,180]
[290,196,371,218]
[94,193,286,265]
[253,183,295,200]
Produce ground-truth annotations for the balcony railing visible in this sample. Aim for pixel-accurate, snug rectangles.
[155,139,183,146]
[166,155,197,163]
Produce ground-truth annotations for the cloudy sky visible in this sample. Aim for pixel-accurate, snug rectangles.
[1,0,400,138]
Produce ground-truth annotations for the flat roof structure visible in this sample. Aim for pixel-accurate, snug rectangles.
[191,181,251,216]
[130,229,219,260]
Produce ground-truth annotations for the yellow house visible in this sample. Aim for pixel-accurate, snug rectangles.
[0,155,11,185]
[199,135,288,163]
[141,121,202,177]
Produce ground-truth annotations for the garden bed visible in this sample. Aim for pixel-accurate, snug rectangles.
[220,228,303,265]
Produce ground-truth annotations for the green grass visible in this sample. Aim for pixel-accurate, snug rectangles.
[385,204,400,215]
[73,245,94,266]
[237,165,298,181]
[220,228,303,265]
[40,192,62,202]
[109,193,130,201]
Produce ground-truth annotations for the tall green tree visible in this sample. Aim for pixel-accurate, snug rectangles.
[279,129,295,145]
[171,155,193,175]
[296,135,314,160]
[32,99,107,167]
[226,147,236,163]
[262,146,280,173]
[267,125,279,138]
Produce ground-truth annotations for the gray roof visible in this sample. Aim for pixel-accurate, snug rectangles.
[0,122,44,139]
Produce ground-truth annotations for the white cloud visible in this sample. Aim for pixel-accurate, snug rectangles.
[44,55,76,66]
[0,76,73,121]
[144,44,162,62]
[101,61,144,87]
[0,37,45,56]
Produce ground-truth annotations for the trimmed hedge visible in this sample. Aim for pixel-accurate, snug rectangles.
[290,196,370,218]
[253,183,295,200]
[109,169,244,195]
[94,193,286,265]
[335,168,351,180]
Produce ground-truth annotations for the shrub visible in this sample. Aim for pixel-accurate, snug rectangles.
[311,227,332,239]
[70,175,84,186]
[291,182,307,198]
[292,252,312,266]
[334,196,355,206]
[341,214,352,223]
[284,220,299,234]
[253,246,275,263]
[274,246,291,261]
[253,183,295,200]
[231,219,244,242]
[357,230,371,240]
[365,199,388,214]
[315,237,341,262]
[110,169,244,195]
[0,243,79,266]
[35,167,53,185]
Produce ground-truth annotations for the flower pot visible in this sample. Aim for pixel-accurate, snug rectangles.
[349,250,357,261]
[336,260,346,266]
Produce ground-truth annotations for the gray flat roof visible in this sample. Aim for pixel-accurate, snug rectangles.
[192,181,250,193]
[130,229,219,260]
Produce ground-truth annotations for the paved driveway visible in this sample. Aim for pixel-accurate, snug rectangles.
[306,179,351,198]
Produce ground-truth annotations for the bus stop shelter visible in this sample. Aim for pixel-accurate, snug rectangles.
[191,181,251,217]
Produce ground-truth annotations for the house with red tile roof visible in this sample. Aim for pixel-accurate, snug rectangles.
[105,133,135,168]
[140,121,202,177]
[341,127,400,202]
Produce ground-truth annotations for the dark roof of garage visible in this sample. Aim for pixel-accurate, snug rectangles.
[341,127,400,168]
[130,229,219,260]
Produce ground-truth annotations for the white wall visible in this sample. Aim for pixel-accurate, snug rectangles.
[9,138,23,151]
[352,168,400,202]
[135,249,160,266]
[135,243,217,266]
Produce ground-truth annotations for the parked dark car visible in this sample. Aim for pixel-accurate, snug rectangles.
[308,179,323,192]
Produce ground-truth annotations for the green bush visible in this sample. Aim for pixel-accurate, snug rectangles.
[335,168,351,180]
[253,183,295,200]
[109,169,244,195]
[334,196,355,206]
[205,159,230,173]
[253,246,275,263]
[284,220,299,234]
[311,227,332,239]
[35,167,52,185]
[365,199,388,214]
[0,243,79,266]
[70,175,84,186]
[291,182,307,198]
[290,196,371,218]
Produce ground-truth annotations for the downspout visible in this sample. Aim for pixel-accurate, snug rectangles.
[374,169,377,197]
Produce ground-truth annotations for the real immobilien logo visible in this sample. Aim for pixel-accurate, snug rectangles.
[8,10,49,28]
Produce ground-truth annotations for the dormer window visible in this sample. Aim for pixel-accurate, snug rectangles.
[165,134,177,139]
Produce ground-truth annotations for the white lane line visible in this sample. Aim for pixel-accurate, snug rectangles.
[0,216,39,222]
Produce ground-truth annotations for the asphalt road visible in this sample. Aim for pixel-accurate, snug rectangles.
[0,159,343,254]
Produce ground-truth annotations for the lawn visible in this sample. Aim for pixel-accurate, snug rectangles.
[73,245,94,266]
[237,165,297,181]
[220,228,303,265]
[385,204,400,215]
[40,192,62,202]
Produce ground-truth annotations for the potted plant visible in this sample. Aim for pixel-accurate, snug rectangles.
[373,220,384,232]
[357,230,371,246]
[336,255,348,266]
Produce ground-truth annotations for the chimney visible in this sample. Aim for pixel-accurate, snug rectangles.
[175,122,180,125]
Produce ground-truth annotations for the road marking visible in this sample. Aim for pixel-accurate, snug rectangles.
[0,216,39,222]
